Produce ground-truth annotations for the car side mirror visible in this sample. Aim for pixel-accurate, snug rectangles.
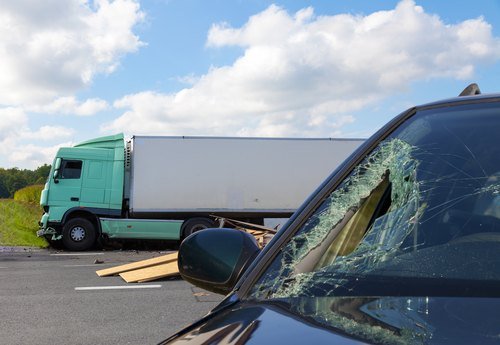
[178,228,260,295]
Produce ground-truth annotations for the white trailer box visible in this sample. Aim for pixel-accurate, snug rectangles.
[129,136,363,218]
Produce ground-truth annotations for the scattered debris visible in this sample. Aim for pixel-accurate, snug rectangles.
[193,292,210,297]
[96,223,275,283]
[213,216,276,248]
[96,252,178,277]
[96,252,179,282]
[119,260,179,283]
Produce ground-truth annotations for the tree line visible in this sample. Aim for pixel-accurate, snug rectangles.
[0,165,51,198]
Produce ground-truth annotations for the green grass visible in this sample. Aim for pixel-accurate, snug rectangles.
[14,184,44,204]
[0,199,48,247]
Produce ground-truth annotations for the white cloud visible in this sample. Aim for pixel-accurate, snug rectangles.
[104,0,500,138]
[0,107,75,168]
[28,96,109,116]
[0,0,143,168]
[20,126,76,141]
[0,107,28,141]
[0,0,144,105]
[5,142,73,169]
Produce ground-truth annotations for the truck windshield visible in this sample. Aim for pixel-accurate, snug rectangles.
[249,101,500,301]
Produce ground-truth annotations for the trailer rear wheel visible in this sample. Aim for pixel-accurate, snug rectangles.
[182,218,216,239]
[62,218,97,251]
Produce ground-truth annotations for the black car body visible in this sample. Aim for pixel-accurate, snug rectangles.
[161,86,500,344]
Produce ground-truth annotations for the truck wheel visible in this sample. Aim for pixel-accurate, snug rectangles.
[62,218,97,251]
[182,218,215,238]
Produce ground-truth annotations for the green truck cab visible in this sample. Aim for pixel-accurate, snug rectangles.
[38,134,125,250]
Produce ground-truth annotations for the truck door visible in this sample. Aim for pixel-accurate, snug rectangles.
[51,159,83,207]
[80,160,107,207]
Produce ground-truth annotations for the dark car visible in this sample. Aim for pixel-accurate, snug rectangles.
[161,84,500,344]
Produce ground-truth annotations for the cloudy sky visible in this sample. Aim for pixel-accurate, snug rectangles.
[1,0,499,169]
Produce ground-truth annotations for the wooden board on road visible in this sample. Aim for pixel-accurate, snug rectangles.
[119,260,179,283]
[96,252,178,277]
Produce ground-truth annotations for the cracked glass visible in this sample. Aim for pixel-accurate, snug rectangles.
[247,102,500,343]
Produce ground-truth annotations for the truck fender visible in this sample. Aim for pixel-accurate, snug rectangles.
[61,208,101,235]
[62,207,121,232]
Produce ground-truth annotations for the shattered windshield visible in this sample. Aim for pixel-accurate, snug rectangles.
[249,102,500,301]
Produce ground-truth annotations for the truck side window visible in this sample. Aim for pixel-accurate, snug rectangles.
[60,160,82,179]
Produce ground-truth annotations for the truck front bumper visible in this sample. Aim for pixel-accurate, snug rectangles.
[37,227,55,237]
[37,212,62,240]
[37,227,62,240]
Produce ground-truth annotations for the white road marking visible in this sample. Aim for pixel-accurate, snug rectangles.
[63,264,110,267]
[51,253,104,256]
[75,285,162,291]
[0,267,7,269]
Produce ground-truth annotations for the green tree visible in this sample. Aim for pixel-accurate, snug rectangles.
[34,164,51,184]
[0,165,52,198]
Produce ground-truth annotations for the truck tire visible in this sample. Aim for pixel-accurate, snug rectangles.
[182,218,216,238]
[62,218,97,251]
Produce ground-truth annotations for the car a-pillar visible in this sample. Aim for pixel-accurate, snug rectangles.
[181,217,216,239]
[61,213,98,251]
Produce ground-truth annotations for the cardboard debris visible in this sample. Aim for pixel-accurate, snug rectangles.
[96,252,178,277]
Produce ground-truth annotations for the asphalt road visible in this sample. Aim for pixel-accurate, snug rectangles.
[0,247,224,345]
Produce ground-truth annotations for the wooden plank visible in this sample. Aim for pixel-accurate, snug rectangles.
[96,252,178,277]
[246,229,265,235]
[119,261,179,283]
[137,272,178,283]
[215,216,277,233]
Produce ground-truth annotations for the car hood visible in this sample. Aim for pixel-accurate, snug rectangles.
[163,296,500,344]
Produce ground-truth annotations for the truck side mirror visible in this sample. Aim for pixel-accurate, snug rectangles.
[53,158,61,183]
[178,228,260,295]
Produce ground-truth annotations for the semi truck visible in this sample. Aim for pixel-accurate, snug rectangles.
[37,133,364,250]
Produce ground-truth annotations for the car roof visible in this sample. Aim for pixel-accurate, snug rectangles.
[418,91,500,110]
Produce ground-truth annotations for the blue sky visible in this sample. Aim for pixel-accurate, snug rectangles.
[1,0,499,168]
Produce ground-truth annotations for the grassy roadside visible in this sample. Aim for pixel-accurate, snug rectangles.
[14,184,44,203]
[0,199,48,247]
